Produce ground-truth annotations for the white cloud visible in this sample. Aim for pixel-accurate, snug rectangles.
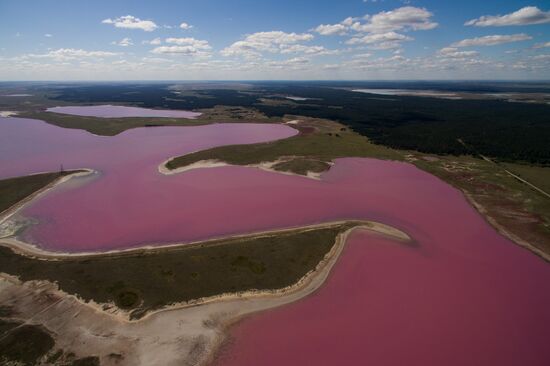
[438,47,479,59]
[313,23,347,36]
[341,17,356,26]
[102,15,158,32]
[352,53,372,59]
[151,46,199,55]
[531,54,550,61]
[465,6,550,27]
[266,57,310,69]
[44,33,53,38]
[25,48,120,62]
[221,31,315,57]
[314,7,436,40]
[279,44,337,55]
[353,6,437,33]
[452,34,532,47]
[180,22,193,30]
[346,31,412,45]
[143,37,162,45]
[112,37,133,47]
[150,37,211,55]
[533,41,550,49]
[165,37,210,48]
[142,57,172,63]
[313,7,435,51]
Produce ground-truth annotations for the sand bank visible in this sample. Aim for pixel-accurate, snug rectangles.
[159,156,326,180]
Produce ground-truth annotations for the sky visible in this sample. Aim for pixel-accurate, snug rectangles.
[0,0,549,80]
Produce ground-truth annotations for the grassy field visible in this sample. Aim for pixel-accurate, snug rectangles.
[0,171,77,214]
[0,224,350,319]
[15,105,281,136]
[19,111,210,136]
[167,117,401,173]
[502,162,550,194]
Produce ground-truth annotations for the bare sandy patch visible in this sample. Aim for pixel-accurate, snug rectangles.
[0,111,19,117]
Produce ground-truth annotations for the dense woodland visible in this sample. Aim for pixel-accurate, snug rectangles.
[49,82,550,165]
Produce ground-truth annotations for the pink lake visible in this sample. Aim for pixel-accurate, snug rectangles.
[46,105,202,118]
[1,114,549,365]
[215,229,550,366]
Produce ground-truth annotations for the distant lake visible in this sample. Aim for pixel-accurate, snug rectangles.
[352,88,461,99]
[47,104,202,119]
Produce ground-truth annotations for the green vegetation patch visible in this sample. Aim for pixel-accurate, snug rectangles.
[19,111,208,136]
[166,122,401,175]
[502,163,550,194]
[0,171,76,214]
[0,225,350,318]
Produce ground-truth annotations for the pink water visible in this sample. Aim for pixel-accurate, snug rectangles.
[216,229,550,366]
[1,115,549,365]
[46,105,202,118]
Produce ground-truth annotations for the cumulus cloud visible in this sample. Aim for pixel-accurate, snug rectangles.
[314,7,436,38]
[353,6,438,33]
[313,7,436,51]
[221,31,315,57]
[438,47,479,58]
[180,22,193,30]
[165,37,210,48]
[465,6,550,27]
[102,15,158,32]
[112,37,133,47]
[143,37,162,45]
[279,44,337,55]
[346,31,412,45]
[352,53,372,59]
[313,23,347,36]
[533,41,550,49]
[150,37,211,55]
[452,34,532,47]
[531,54,550,61]
[44,33,53,38]
[266,57,310,69]
[25,48,120,62]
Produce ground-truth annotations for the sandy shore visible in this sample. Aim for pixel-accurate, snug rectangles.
[0,218,408,260]
[158,156,325,180]
[0,222,410,366]
[0,111,19,117]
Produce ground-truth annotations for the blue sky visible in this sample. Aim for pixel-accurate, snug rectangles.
[0,0,549,80]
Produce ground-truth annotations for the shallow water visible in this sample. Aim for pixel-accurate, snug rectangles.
[47,104,202,118]
[1,114,549,365]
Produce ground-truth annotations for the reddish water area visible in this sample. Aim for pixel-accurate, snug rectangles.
[0,116,296,250]
[46,105,202,118]
[215,229,550,366]
[1,114,550,364]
